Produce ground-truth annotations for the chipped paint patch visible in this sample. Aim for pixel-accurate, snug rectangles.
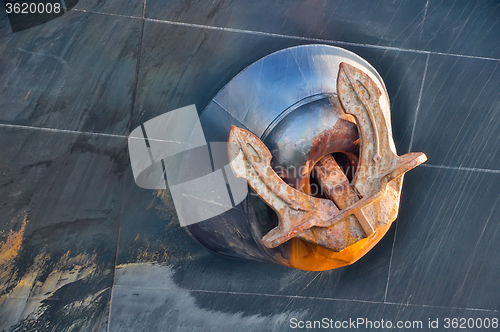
[0,216,27,264]
[0,251,101,331]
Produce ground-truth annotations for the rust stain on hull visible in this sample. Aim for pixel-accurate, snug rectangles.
[0,216,27,265]
[0,214,110,330]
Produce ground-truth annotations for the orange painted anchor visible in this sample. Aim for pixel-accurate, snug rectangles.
[228,62,427,270]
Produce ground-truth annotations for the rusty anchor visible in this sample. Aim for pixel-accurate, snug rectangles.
[228,62,427,266]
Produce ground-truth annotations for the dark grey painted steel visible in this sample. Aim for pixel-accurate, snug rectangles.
[2,1,500,330]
